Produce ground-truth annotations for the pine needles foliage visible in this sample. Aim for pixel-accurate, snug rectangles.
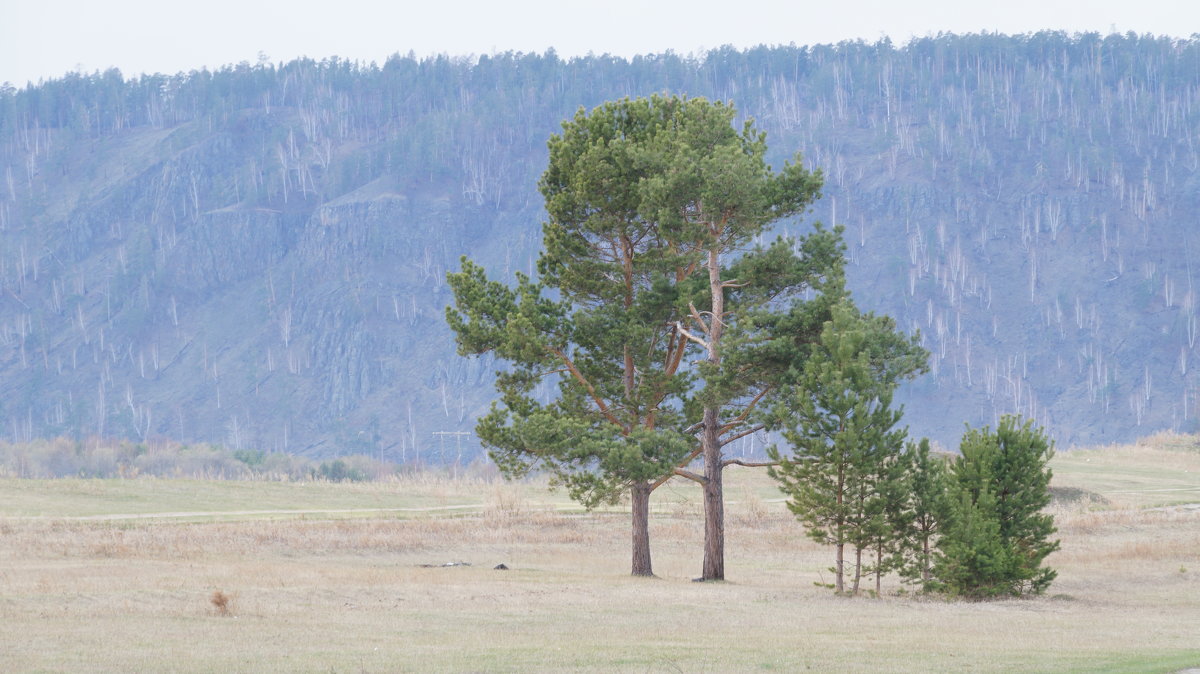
[931,416,1060,598]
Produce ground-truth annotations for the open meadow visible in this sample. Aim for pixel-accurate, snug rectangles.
[2,437,1199,672]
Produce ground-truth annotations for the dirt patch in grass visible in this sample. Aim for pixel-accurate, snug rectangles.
[1049,485,1110,507]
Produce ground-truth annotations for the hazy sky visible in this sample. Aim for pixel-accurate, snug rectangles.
[2,0,1197,86]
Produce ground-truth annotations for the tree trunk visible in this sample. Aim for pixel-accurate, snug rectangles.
[835,542,845,593]
[701,407,724,580]
[852,545,863,596]
[835,465,845,593]
[875,544,883,596]
[631,481,654,577]
[922,536,931,585]
[700,243,727,581]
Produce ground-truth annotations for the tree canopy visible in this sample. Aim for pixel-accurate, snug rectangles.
[448,95,861,579]
[447,97,704,575]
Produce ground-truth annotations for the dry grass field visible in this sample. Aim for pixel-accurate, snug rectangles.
[2,436,1199,672]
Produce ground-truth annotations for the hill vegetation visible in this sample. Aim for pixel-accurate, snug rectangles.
[1,32,1198,456]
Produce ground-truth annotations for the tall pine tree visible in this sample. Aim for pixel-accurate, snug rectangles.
[446,97,697,576]
[640,98,837,581]
[451,95,861,581]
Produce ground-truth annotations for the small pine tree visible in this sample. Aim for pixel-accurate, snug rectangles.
[864,445,913,596]
[768,304,917,595]
[933,416,1060,598]
[897,438,948,589]
[933,479,1018,597]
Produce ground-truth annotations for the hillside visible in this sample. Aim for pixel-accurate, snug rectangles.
[1,33,1198,458]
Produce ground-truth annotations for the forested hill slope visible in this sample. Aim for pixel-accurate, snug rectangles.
[1,33,1198,459]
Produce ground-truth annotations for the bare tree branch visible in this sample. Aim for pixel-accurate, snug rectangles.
[675,322,710,349]
[673,467,706,484]
[720,424,766,446]
[664,331,688,378]
[548,347,627,432]
[688,302,711,336]
[721,458,779,468]
[718,387,772,436]
[650,445,703,490]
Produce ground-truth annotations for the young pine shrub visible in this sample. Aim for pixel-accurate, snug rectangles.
[931,416,1060,598]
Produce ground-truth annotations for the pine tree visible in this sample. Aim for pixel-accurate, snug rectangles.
[450,95,860,581]
[864,441,913,596]
[445,97,698,576]
[932,485,1013,598]
[933,416,1060,597]
[640,97,836,581]
[897,437,949,589]
[768,303,925,594]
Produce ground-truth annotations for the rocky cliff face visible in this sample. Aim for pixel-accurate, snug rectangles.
[1,36,1198,457]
